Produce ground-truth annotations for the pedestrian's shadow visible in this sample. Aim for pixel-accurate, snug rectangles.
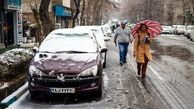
[137,77,151,94]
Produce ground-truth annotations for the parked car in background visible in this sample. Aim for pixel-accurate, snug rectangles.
[161,26,173,34]
[189,29,194,41]
[101,24,112,37]
[172,25,187,35]
[75,26,108,68]
[28,28,107,97]
[129,24,136,30]
[184,25,194,39]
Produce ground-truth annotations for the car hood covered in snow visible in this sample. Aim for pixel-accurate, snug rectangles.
[31,53,100,75]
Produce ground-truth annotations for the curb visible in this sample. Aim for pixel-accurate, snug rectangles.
[0,82,28,109]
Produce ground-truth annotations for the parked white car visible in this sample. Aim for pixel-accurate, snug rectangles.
[129,24,136,30]
[184,25,194,38]
[101,24,112,37]
[29,28,107,97]
[161,26,173,34]
[75,26,108,68]
[172,25,187,35]
[189,29,194,41]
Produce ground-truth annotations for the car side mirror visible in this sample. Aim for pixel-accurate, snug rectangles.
[32,46,39,54]
[100,48,107,53]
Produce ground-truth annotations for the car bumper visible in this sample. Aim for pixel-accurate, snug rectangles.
[28,76,101,94]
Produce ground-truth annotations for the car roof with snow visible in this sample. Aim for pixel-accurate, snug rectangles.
[38,28,98,53]
[75,26,103,30]
[45,28,94,39]
[75,26,104,34]
[74,26,107,49]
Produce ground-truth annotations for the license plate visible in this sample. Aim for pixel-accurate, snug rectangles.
[50,88,75,93]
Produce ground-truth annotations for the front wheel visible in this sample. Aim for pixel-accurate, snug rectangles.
[29,89,40,98]
[94,76,104,98]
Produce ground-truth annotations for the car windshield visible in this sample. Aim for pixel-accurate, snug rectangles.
[39,33,98,53]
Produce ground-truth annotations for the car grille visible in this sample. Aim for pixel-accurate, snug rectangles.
[33,76,98,88]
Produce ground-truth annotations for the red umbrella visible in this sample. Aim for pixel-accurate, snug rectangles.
[131,20,162,38]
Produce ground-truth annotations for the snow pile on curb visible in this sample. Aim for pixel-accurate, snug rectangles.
[0,48,33,80]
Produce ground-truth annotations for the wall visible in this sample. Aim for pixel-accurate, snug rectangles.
[62,0,70,8]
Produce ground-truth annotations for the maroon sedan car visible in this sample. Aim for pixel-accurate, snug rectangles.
[28,29,107,97]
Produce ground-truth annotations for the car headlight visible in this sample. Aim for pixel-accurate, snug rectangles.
[78,65,98,77]
[29,65,46,76]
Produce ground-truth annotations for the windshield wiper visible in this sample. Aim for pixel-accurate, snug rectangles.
[39,51,55,53]
[55,51,89,53]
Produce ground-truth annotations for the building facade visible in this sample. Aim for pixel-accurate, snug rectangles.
[54,0,72,28]
[22,0,74,29]
[0,0,23,48]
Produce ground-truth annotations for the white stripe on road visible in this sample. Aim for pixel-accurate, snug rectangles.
[148,65,164,81]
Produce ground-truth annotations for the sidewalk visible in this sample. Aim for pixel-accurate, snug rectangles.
[20,43,37,48]
[109,38,171,109]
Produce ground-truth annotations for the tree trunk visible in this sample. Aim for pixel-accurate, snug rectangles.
[39,0,52,37]
[30,4,42,45]
[73,0,80,27]
[85,0,94,25]
[80,0,86,25]
[92,0,103,25]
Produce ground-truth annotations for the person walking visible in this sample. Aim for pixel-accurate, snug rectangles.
[114,20,131,66]
[133,24,152,79]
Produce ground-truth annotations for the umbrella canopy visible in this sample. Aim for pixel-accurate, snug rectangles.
[131,20,162,38]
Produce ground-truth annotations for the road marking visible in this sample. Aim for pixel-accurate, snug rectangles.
[148,65,164,81]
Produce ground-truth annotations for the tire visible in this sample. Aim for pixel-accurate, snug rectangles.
[94,76,104,98]
[103,52,107,68]
[29,89,40,98]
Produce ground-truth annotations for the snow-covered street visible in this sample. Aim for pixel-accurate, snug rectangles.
[5,34,194,109]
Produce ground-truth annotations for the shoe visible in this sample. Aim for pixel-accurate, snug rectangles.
[141,72,146,79]
[120,61,123,66]
[136,75,141,78]
[141,74,146,79]
[123,60,127,63]
[137,71,141,76]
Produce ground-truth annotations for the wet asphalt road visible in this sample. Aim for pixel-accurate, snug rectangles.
[149,35,194,109]
[7,34,194,109]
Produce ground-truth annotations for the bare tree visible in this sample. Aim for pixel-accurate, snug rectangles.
[27,0,43,45]
[73,0,81,27]
[25,0,54,44]
[80,0,86,25]
[92,0,103,25]
[79,0,118,25]
[166,0,175,25]
[39,0,53,36]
